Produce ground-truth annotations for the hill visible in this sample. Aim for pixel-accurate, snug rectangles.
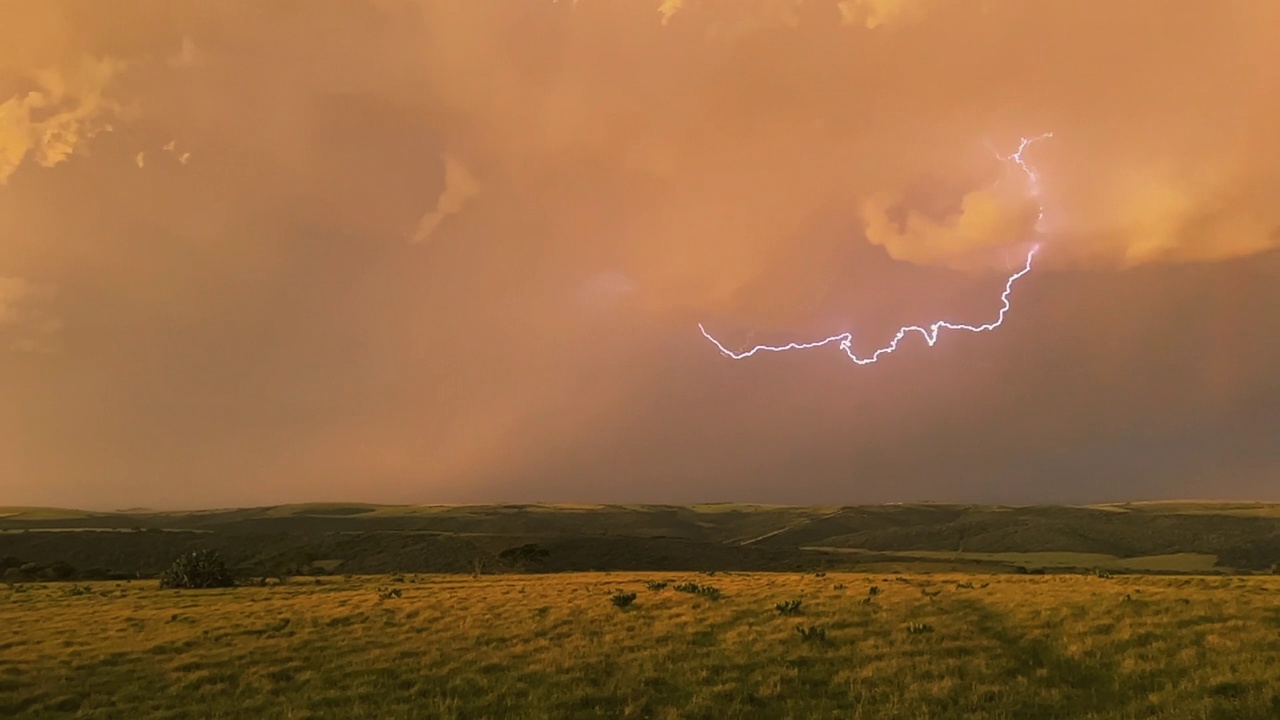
[2,503,1278,580]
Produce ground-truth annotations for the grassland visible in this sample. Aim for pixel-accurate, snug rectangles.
[806,549,1222,573]
[4,572,1280,719]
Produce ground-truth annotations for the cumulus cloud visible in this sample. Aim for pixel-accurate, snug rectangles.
[0,57,127,184]
[410,155,480,244]
[862,187,1042,270]
[836,0,931,28]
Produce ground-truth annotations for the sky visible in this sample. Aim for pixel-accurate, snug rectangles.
[1,0,1278,510]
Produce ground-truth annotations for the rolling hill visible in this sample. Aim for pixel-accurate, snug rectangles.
[2,502,1278,579]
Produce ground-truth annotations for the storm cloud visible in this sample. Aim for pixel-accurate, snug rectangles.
[1,1,1277,509]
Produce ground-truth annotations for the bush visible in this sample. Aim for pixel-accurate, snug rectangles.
[377,587,402,600]
[907,622,935,635]
[610,591,637,609]
[674,582,722,600]
[498,543,550,565]
[158,550,235,589]
[796,625,827,642]
[44,561,77,581]
[775,599,803,616]
[645,581,668,592]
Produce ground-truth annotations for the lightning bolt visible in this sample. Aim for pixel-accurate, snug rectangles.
[699,134,1052,366]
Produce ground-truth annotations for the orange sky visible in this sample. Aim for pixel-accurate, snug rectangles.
[1,0,1278,509]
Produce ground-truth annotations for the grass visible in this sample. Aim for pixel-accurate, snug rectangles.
[807,549,1222,572]
[4,573,1280,718]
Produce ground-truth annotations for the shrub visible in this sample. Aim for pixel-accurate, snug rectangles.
[159,550,235,589]
[796,625,827,642]
[907,622,934,635]
[646,581,668,592]
[674,582,722,600]
[377,587,403,600]
[775,599,803,616]
[44,561,76,581]
[62,584,93,597]
[610,591,637,609]
[868,586,881,596]
[498,543,550,566]
[1094,569,1114,579]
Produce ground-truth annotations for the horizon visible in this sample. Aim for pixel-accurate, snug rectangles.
[5,497,1280,516]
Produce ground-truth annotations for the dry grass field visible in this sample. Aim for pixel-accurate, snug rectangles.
[4,572,1280,719]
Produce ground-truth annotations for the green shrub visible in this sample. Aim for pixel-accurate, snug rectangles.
[159,550,234,589]
[645,581,668,592]
[610,591,637,609]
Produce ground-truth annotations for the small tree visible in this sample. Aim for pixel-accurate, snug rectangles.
[159,550,235,589]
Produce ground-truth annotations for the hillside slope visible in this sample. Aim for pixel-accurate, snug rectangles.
[2,503,1278,578]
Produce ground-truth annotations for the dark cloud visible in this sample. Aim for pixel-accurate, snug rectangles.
[1,1,1276,508]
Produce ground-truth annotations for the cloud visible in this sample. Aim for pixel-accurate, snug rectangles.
[0,56,127,184]
[861,187,1042,270]
[1,0,1277,508]
[0,277,59,353]
[837,0,932,28]
[410,155,480,244]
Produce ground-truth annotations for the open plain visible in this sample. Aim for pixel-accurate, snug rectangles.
[4,571,1280,719]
